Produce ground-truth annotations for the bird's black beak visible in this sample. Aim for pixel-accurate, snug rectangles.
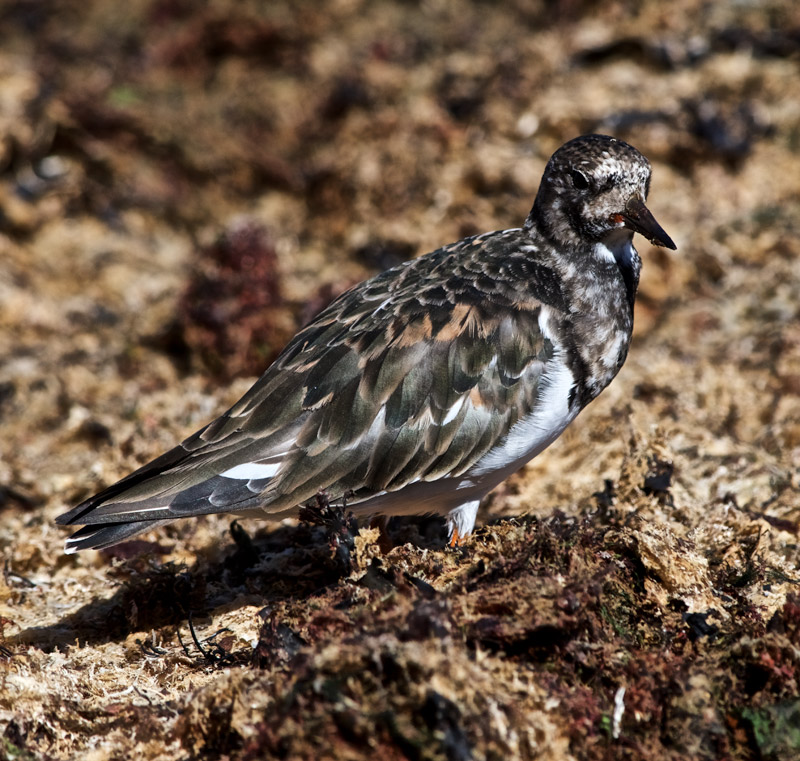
[621,197,676,250]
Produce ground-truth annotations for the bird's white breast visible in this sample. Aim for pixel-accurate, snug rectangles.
[468,306,579,483]
[467,356,578,480]
[594,231,636,268]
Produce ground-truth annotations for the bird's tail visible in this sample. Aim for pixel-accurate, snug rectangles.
[62,519,175,553]
[55,438,285,552]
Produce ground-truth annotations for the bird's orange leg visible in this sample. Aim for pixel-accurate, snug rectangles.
[449,526,472,547]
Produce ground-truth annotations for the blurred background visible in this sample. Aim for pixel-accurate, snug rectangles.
[0,1,799,758]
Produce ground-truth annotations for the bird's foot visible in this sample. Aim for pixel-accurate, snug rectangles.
[448,526,472,548]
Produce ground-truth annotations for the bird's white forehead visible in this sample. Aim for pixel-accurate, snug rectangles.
[580,152,650,187]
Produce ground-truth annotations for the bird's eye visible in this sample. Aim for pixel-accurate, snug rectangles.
[570,169,589,190]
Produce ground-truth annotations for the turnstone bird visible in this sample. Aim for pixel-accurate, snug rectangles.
[57,134,675,553]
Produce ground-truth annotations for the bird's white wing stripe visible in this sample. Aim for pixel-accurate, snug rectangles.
[441,395,466,425]
[220,462,281,480]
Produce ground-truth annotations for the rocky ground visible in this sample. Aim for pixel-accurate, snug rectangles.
[1,1,799,759]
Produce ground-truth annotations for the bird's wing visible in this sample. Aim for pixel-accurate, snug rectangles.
[58,234,561,529]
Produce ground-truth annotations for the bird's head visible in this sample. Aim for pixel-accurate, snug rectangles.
[528,134,676,253]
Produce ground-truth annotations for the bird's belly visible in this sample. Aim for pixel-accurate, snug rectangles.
[345,469,489,517]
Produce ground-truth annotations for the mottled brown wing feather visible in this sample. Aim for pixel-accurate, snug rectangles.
[59,231,556,526]
[239,242,555,510]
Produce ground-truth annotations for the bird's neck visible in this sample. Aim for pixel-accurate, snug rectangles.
[519,220,642,401]
[524,197,582,251]
[525,203,641,312]
[591,230,641,311]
